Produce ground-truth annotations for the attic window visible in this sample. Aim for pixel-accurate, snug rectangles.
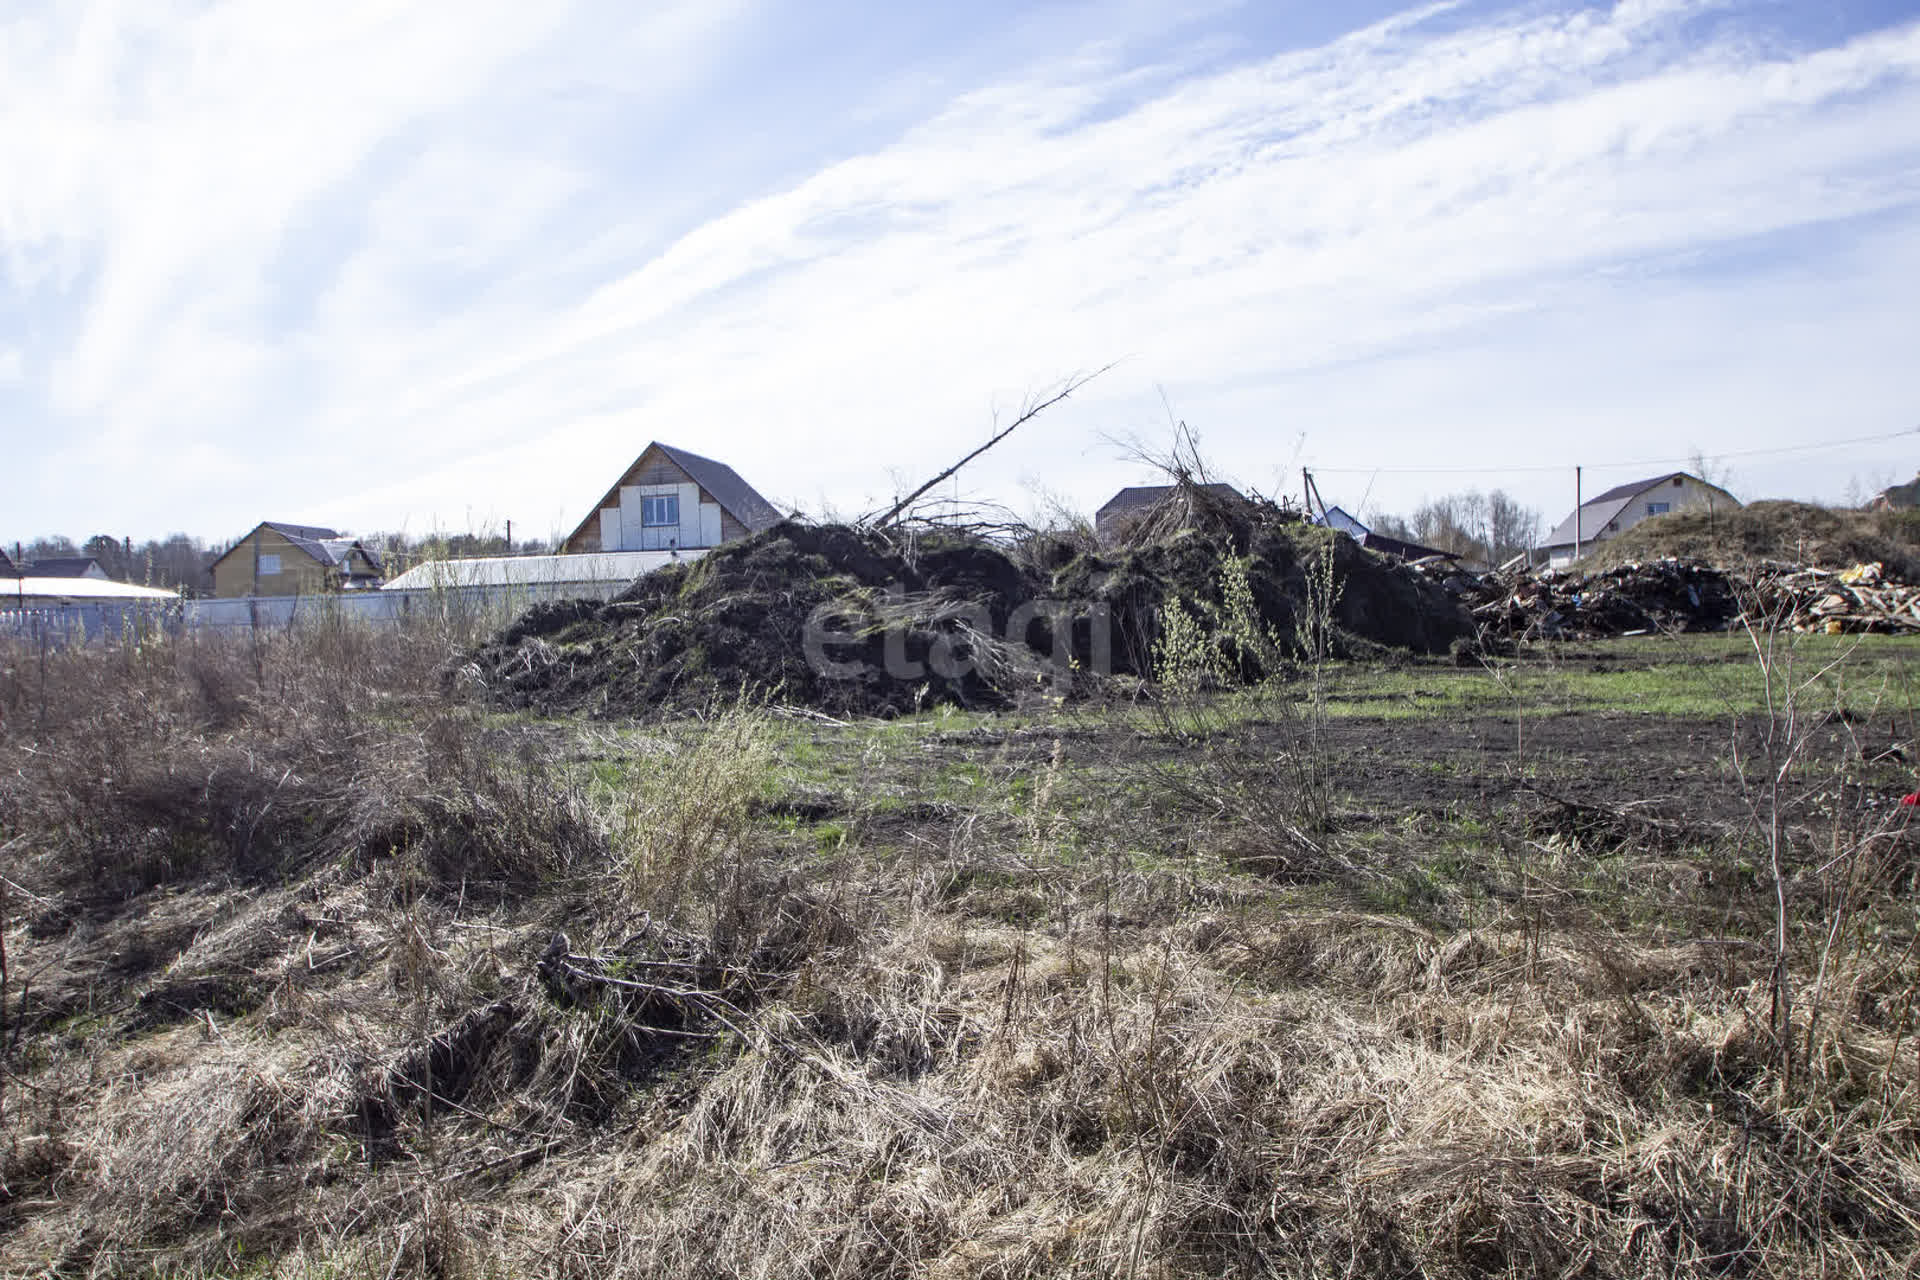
[257,554,281,575]
[1672,477,1683,486]
[641,494,679,527]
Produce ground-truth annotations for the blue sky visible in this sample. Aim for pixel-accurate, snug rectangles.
[3,0,1918,549]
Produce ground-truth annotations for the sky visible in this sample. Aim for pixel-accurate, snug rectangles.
[3,0,1918,550]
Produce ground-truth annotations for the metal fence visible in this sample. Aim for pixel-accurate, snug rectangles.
[0,580,628,650]
[0,600,182,648]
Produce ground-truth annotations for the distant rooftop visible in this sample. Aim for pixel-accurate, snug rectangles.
[19,557,106,579]
[383,549,702,591]
[1096,482,1243,518]
[3,577,179,604]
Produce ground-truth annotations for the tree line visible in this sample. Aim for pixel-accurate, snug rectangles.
[5,530,553,595]
[1367,489,1542,567]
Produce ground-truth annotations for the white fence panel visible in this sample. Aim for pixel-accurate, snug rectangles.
[4,580,628,648]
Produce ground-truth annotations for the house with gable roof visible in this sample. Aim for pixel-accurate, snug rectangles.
[561,441,782,554]
[18,556,109,580]
[1541,472,1739,569]
[208,522,385,597]
[1316,505,1460,564]
[1094,482,1244,542]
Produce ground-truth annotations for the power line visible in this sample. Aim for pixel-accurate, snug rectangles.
[1306,426,1917,476]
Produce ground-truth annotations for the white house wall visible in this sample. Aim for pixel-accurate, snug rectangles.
[680,483,703,547]
[618,486,647,549]
[1549,476,1735,567]
[608,482,724,551]
[1601,476,1728,543]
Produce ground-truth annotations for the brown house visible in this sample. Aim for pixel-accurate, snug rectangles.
[561,442,781,554]
[209,523,385,598]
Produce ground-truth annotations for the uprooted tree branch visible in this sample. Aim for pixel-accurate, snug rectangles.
[870,364,1117,531]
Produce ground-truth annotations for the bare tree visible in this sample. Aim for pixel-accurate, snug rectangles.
[1486,490,1541,564]
[131,534,214,592]
[1374,488,1539,564]
[22,535,77,562]
[82,534,131,580]
[1409,492,1489,561]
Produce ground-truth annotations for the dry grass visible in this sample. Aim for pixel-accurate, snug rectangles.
[1,622,1917,1278]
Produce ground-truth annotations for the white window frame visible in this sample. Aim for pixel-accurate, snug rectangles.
[1646,502,1670,516]
[257,553,282,575]
[641,494,680,528]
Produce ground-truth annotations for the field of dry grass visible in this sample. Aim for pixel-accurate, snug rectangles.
[1,618,1917,1278]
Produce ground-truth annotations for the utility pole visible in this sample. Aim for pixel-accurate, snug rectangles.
[1302,468,1329,522]
[1573,466,1583,563]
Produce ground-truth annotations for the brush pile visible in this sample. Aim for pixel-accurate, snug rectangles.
[470,486,1475,718]
[1445,556,1920,643]
[1455,558,1742,641]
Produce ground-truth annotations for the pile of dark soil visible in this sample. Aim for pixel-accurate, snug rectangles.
[1591,500,1920,580]
[470,524,1036,719]
[471,495,1475,718]
[1047,515,1474,675]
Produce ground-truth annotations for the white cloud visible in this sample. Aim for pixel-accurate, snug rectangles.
[3,0,1918,540]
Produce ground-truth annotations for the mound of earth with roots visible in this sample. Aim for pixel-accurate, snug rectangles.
[1589,500,1920,581]
[469,498,1475,718]
[1046,505,1475,676]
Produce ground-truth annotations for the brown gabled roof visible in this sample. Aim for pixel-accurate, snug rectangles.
[564,442,781,549]
[1096,482,1242,520]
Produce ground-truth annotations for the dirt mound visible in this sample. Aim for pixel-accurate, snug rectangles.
[1591,500,1920,580]
[1050,519,1473,675]
[470,501,1475,718]
[468,523,1040,718]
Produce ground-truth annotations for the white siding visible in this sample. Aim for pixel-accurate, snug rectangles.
[618,486,646,549]
[597,477,734,551]
[614,483,698,550]
[677,483,700,547]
